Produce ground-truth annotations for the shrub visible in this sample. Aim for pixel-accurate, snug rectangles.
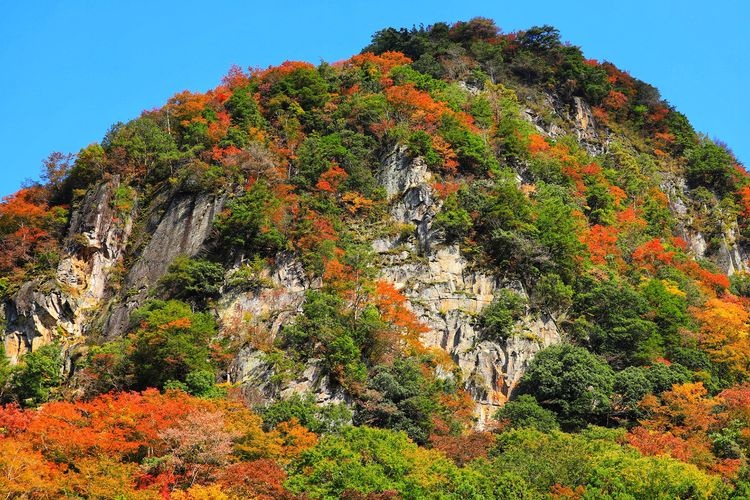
[495,395,560,432]
[480,289,527,342]
[10,343,63,406]
[158,256,224,306]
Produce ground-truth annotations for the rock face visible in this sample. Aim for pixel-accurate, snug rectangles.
[222,254,347,406]
[666,176,749,276]
[374,147,561,428]
[104,192,226,338]
[3,178,133,362]
[224,146,561,426]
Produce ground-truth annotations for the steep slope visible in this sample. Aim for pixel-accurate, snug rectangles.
[1,18,749,462]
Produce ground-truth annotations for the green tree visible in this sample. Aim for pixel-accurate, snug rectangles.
[10,343,63,406]
[495,394,559,432]
[216,180,287,259]
[480,289,527,342]
[128,300,217,389]
[519,344,614,429]
[158,256,224,307]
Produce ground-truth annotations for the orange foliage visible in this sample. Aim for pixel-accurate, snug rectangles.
[627,427,699,463]
[221,64,250,90]
[431,135,459,173]
[640,383,725,439]
[217,460,293,499]
[316,163,348,193]
[632,238,675,273]
[615,206,647,230]
[275,417,318,458]
[385,84,474,131]
[691,298,750,378]
[374,280,429,354]
[295,211,338,252]
[341,191,374,214]
[339,51,412,75]
[738,185,750,218]
[432,180,462,199]
[582,224,621,266]
[527,133,550,154]
[550,484,586,500]
[603,90,628,111]
[255,60,316,81]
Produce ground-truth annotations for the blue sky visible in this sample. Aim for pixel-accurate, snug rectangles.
[1,0,747,197]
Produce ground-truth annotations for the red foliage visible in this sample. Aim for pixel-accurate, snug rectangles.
[627,427,697,462]
[0,403,31,436]
[217,460,294,499]
[582,224,620,266]
[632,238,675,273]
[316,163,348,193]
[429,431,495,466]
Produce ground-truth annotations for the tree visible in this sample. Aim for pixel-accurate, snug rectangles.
[480,289,527,342]
[128,300,217,389]
[158,256,225,307]
[495,395,560,432]
[519,344,614,429]
[692,297,750,381]
[157,410,240,486]
[216,180,287,259]
[9,343,63,406]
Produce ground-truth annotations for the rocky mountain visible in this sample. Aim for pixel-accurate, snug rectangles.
[1,18,749,498]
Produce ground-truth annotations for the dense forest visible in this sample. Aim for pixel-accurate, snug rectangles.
[1,18,750,498]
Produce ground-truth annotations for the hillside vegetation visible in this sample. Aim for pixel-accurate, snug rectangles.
[1,18,750,498]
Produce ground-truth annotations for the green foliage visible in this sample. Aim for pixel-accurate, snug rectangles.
[164,370,224,398]
[406,130,442,167]
[281,290,370,387]
[613,366,653,419]
[533,185,584,281]
[494,394,559,432]
[0,344,13,401]
[490,428,725,498]
[216,180,287,258]
[730,272,750,297]
[158,256,224,306]
[531,273,573,315]
[10,343,63,406]
[102,116,181,182]
[440,114,499,173]
[480,289,527,342]
[128,300,217,390]
[287,425,502,499]
[226,256,271,290]
[295,131,378,195]
[225,84,265,129]
[571,275,661,367]
[354,358,440,445]
[685,139,738,196]
[520,344,614,429]
[260,393,352,434]
[433,193,471,242]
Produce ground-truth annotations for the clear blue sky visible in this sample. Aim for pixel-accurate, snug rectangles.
[1,0,748,197]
